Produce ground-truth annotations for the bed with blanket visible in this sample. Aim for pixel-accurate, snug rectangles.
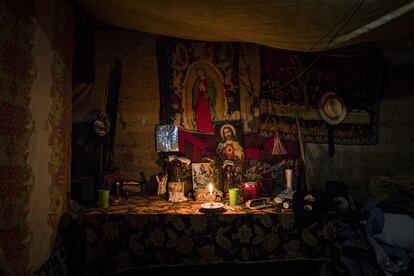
[319,176,414,276]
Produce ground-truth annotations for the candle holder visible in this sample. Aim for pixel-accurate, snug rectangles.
[200,183,225,213]
[206,193,215,206]
[206,183,215,206]
[240,182,260,203]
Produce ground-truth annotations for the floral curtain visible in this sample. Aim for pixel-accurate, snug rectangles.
[0,0,76,274]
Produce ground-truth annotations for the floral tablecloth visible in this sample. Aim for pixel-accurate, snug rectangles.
[77,197,335,274]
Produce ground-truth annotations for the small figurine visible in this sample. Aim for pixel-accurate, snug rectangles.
[223,164,234,198]
[168,182,187,202]
[156,172,168,197]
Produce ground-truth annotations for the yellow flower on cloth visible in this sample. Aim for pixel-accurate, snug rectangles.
[301,226,318,247]
[233,224,252,244]
[190,216,208,233]
[129,233,146,255]
[263,233,279,252]
[177,236,194,255]
[215,226,231,250]
[149,228,166,247]
[102,222,119,241]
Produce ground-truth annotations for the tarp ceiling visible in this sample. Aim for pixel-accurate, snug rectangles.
[79,0,414,51]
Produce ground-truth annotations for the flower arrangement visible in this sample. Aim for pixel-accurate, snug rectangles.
[167,157,191,182]
[243,161,270,182]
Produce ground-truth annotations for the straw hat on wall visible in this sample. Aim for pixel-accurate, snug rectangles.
[319,92,347,125]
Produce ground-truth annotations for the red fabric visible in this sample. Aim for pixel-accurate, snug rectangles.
[245,148,262,160]
[178,130,214,161]
[286,140,299,159]
[263,138,274,153]
[195,80,214,133]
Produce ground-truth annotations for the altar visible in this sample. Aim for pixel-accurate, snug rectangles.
[75,197,335,275]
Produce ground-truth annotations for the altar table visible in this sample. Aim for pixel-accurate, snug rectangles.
[76,197,335,274]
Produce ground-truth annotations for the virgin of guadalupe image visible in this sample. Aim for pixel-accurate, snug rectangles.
[192,66,217,133]
[216,124,244,161]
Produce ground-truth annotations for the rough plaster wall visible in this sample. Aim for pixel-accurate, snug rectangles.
[306,67,414,190]
[95,29,414,190]
[94,29,160,179]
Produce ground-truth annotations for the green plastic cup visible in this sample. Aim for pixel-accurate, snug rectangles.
[98,189,109,208]
[229,188,240,206]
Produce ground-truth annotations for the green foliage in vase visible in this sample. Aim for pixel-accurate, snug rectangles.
[244,161,270,182]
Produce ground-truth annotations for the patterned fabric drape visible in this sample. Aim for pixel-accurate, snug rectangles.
[76,197,335,275]
[0,1,37,274]
[0,0,76,274]
[259,44,385,145]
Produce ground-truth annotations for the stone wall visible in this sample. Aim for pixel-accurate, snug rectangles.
[92,29,160,179]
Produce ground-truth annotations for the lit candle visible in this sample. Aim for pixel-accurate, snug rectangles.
[241,182,258,202]
[209,183,213,195]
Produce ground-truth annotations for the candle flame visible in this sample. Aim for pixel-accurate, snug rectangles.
[209,183,213,195]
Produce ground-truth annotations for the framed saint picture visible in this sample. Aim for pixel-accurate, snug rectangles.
[155,124,179,152]
[215,121,245,161]
[191,162,212,190]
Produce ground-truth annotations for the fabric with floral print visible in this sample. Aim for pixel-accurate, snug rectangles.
[75,197,334,275]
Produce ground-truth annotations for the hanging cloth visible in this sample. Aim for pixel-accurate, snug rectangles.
[271,127,287,155]
[262,115,287,156]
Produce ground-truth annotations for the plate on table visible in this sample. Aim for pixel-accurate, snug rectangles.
[201,202,224,209]
[200,202,225,213]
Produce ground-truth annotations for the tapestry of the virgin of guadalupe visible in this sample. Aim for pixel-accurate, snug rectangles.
[260,43,385,145]
[157,36,240,134]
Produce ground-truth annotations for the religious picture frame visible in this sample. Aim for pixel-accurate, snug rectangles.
[155,124,179,152]
[191,162,212,191]
[214,121,245,161]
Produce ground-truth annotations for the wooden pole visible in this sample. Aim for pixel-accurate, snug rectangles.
[295,112,310,192]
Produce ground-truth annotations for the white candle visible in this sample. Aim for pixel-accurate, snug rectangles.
[209,183,213,195]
